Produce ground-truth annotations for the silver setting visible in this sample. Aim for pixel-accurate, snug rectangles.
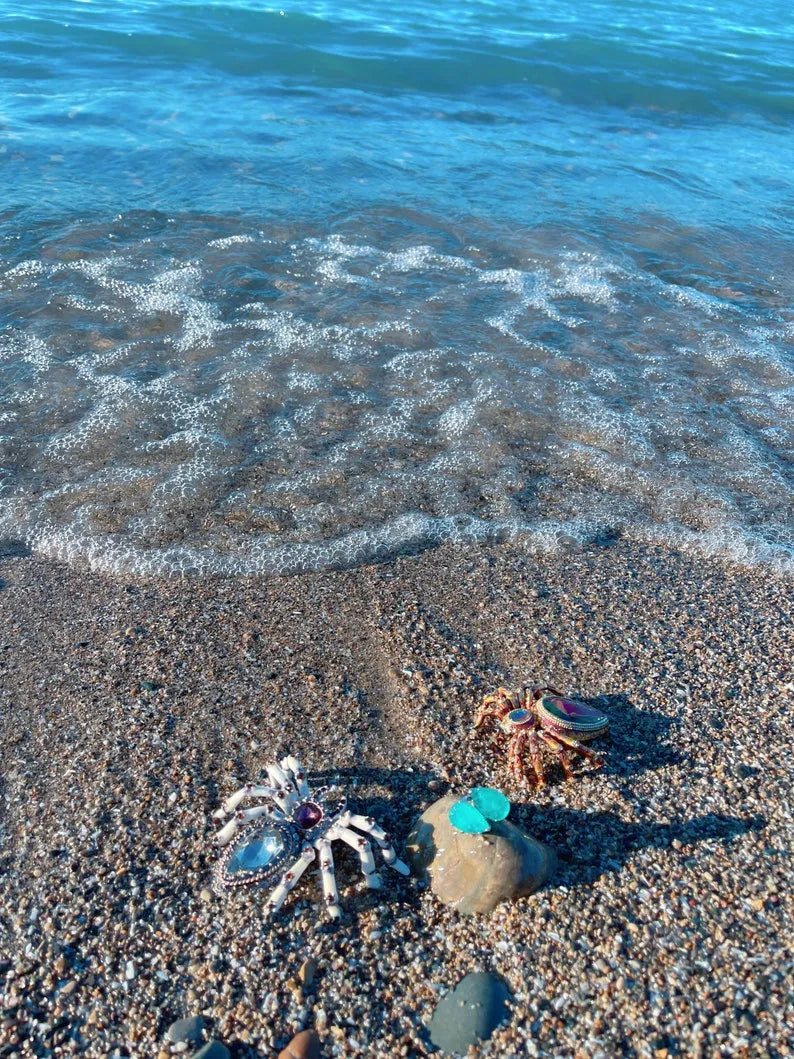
[211,754,409,920]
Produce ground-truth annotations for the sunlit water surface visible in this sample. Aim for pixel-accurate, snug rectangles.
[2,0,793,574]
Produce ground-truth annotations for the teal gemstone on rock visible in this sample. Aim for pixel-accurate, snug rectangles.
[470,786,510,822]
[227,828,284,874]
[449,800,490,834]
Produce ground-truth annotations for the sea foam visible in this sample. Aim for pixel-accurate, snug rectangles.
[1,223,792,578]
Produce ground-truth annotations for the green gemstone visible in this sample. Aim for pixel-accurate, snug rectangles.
[448,799,490,834]
[470,786,510,822]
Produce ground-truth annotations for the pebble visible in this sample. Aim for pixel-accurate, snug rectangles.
[277,1029,321,1059]
[298,958,316,988]
[190,1042,229,1059]
[428,972,511,1054]
[166,1016,205,1045]
[406,793,555,914]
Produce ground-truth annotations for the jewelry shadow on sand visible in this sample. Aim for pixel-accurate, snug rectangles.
[575,691,685,783]
[511,802,766,892]
[327,764,765,935]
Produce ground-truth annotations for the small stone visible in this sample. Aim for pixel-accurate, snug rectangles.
[406,794,555,914]
[428,972,511,1053]
[191,1042,229,1059]
[167,1016,205,1045]
[199,888,213,903]
[278,1029,321,1059]
[298,958,316,988]
[60,980,77,997]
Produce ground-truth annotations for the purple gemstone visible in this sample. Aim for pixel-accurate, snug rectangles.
[294,801,323,830]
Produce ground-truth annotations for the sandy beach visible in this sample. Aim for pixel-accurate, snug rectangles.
[0,541,792,1057]
[4,0,793,1053]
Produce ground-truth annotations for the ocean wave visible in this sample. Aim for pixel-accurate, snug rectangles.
[1,215,792,577]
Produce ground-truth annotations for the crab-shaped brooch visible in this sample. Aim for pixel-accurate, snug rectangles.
[474,686,609,788]
[212,755,409,919]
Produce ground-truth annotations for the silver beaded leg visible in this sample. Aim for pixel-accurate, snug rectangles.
[214,804,280,847]
[316,838,341,919]
[345,812,410,876]
[329,824,382,889]
[266,762,300,812]
[264,845,316,917]
[282,755,310,798]
[216,784,278,817]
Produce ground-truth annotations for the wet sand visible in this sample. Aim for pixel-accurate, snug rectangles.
[0,541,792,1057]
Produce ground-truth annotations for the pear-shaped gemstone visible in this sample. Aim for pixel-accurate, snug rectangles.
[469,786,510,822]
[227,828,285,874]
[448,799,490,834]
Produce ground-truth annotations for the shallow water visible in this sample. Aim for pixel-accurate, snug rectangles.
[2,1,793,574]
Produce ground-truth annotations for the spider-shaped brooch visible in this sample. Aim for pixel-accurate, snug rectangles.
[212,754,409,919]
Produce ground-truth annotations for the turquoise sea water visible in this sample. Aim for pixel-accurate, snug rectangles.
[1,0,793,574]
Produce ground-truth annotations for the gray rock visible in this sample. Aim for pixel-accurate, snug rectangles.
[167,1016,205,1045]
[191,1043,229,1059]
[428,971,511,1054]
[406,794,554,915]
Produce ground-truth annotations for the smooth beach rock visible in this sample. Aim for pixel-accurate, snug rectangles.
[167,1016,204,1045]
[278,1029,321,1059]
[191,1042,229,1059]
[428,971,511,1054]
[406,794,554,915]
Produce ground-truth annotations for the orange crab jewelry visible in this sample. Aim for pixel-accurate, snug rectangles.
[473,686,609,788]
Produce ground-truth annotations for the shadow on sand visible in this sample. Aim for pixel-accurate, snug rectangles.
[300,764,763,908]
[581,690,684,781]
[511,802,765,889]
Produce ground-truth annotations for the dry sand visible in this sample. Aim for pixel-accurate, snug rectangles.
[0,541,792,1058]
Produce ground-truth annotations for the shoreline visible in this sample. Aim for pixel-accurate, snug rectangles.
[1,540,792,1057]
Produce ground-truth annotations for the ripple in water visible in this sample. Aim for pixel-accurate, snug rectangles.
[1,215,792,576]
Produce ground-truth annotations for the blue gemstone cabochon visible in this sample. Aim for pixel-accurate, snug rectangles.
[507,708,531,724]
[448,800,490,834]
[226,828,285,875]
